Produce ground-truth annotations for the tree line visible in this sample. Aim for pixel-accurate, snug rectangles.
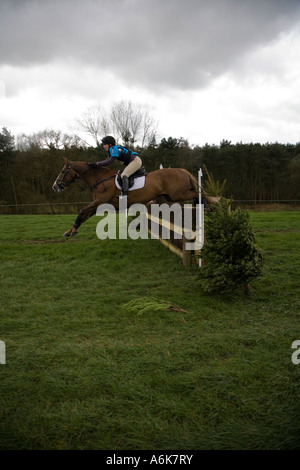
[1,126,300,213]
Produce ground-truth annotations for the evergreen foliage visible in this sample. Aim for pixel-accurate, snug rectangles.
[197,198,263,293]
[202,164,227,197]
[0,127,15,153]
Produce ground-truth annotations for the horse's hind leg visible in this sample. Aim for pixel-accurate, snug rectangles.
[63,200,100,237]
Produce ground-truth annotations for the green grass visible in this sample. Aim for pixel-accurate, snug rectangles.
[0,212,300,450]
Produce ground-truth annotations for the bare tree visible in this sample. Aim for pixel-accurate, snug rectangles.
[141,105,157,147]
[77,102,109,146]
[111,101,133,145]
[110,100,158,147]
[36,129,84,149]
[16,129,85,151]
[78,100,157,148]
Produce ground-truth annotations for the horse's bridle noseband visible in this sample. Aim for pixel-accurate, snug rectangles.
[55,164,79,190]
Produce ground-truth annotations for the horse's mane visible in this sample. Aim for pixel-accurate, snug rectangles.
[72,160,117,177]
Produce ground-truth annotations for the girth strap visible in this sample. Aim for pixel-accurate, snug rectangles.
[90,175,115,192]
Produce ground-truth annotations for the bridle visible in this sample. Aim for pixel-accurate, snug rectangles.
[53,162,116,193]
[54,163,80,191]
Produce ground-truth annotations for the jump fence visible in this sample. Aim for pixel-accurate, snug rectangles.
[146,169,204,267]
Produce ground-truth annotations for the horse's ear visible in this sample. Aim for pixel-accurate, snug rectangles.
[63,157,69,164]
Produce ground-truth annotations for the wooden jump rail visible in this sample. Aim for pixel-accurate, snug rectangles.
[146,169,204,267]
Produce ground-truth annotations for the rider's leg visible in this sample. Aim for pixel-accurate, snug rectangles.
[120,175,129,196]
[121,157,142,196]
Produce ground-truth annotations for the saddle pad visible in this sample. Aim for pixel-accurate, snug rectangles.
[115,175,145,191]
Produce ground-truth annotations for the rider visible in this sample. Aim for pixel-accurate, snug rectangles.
[90,136,142,196]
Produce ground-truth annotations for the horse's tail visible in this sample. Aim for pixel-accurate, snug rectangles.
[179,169,199,206]
[186,170,219,207]
[181,169,199,192]
[189,172,199,192]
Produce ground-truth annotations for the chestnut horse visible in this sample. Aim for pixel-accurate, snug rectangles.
[52,158,202,237]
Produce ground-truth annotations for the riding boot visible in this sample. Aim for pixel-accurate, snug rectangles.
[121,175,129,196]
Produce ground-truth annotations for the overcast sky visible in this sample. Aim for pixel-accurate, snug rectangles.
[1,0,300,146]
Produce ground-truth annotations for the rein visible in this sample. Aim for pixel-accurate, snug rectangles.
[89,174,115,192]
[56,162,116,192]
[75,162,116,191]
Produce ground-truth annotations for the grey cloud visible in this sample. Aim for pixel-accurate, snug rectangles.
[1,0,300,91]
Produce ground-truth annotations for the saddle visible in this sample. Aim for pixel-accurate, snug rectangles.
[116,166,147,189]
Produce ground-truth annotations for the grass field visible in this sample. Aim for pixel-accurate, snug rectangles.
[0,211,300,450]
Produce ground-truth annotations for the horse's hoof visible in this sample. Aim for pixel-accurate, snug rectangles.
[71,230,78,237]
[63,231,70,237]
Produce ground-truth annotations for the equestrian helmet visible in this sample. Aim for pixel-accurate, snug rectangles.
[101,136,116,146]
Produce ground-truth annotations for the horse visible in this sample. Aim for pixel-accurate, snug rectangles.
[52,158,213,237]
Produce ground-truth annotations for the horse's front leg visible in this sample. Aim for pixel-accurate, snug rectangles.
[63,199,101,237]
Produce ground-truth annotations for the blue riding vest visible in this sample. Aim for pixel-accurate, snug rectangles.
[109,145,139,165]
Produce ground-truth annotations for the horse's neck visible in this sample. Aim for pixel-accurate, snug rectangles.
[74,162,116,185]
